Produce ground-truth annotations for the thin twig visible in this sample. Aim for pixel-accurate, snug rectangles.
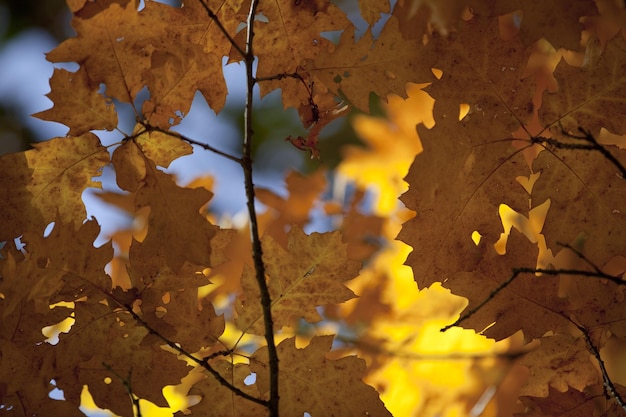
[255,71,305,83]
[102,363,142,417]
[197,0,246,58]
[123,304,269,407]
[143,123,243,164]
[532,126,626,179]
[242,0,280,416]
[442,267,625,332]
[572,321,626,412]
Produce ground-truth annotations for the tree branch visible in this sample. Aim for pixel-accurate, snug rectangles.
[122,304,269,407]
[573,321,626,412]
[142,123,243,164]
[532,126,626,179]
[242,1,280,416]
[442,267,625,332]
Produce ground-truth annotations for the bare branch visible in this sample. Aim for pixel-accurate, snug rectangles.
[122,304,269,407]
[242,0,280,415]
[142,123,243,164]
[572,321,626,412]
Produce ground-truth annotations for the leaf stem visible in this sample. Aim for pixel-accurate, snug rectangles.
[242,1,280,416]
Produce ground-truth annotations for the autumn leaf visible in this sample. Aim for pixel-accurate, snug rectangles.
[129,156,219,272]
[251,336,391,416]
[425,16,535,137]
[236,226,359,334]
[310,16,437,111]
[540,34,626,136]
[182,362,267,417]
[359,0,390,26]
[519,334,600,397]
[252,0,350,111]
[53,302,189,414]
[34,67,118,135]
[517,385,602,417]
[48,0,236,127]
[0,134,109,240]
[516,0,597,50]
[531,140,626,265]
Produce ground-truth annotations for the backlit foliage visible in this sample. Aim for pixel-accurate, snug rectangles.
[1,0,626,416]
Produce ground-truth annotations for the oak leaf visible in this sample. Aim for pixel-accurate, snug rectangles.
[253,0,350,111]
[441,231,568,340]
[310,16,437,111]
[516,0,596,50]
[516,385,601,417]
[53,302,189,414]
[48,0,236,127]
[236,226,359,334]
[519,334,600,397]
[182,362,267,417]
[251,336,391,416]
[359,0,390,26]
[531,142,626,265]
[131,157,219,272]
[540,35,626,136]
[425,16,535,137]
[399,117,530,293]
[34,67,118,135]
[0,134,109,240]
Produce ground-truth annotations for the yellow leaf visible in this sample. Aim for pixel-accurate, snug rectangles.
[340,83,433,215]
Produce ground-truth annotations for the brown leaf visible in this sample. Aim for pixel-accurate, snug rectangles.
[0,134,109,240]
[34,67,118,135]
[540,35,626,136]
[531,142,626,266]
[183,362,266,417]
[310,16,437,111]
[516,385,601,417]
[236,226,359,334]
[133,158,218,272]
[425,16,535,137]
[520,334,600,397]
[253,0,351,110]
[251,336,391,416]
[359,0,390,26]
[517,0,597,50]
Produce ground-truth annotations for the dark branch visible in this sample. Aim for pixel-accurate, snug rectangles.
[442,267,624,332]
[242,1,280,416]
[572,321,626,412]
[123,305,269,407]
[142,123,243,164]
[532,126,626,179]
